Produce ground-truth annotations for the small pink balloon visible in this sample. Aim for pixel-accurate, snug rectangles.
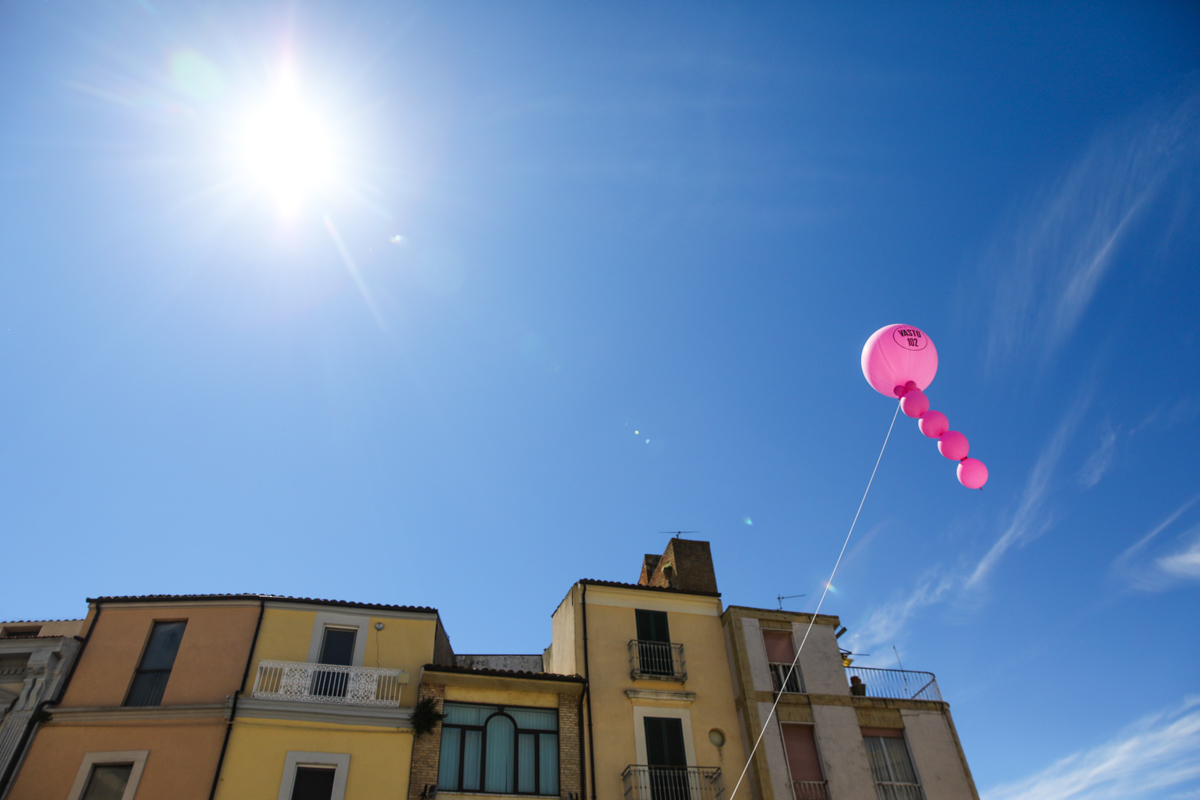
[900,389,929,419]
[919,410,949,439]
[938,430,969,460]
[958,458,988,489]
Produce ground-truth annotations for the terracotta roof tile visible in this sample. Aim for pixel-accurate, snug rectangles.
[579,579,720,598]
[423,664,585,683]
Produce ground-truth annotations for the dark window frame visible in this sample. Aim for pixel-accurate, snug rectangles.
[80,762,134,800]
[124,619,187,707]
[438,704,560,796]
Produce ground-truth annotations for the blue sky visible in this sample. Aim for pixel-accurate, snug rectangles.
[2,2,1199,797]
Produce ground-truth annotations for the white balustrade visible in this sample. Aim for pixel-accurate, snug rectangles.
[252,659,404,707]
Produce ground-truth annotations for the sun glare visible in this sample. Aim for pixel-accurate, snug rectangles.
[241,79,336,214]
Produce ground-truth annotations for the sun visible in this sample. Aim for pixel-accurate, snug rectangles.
[240,78,336,214]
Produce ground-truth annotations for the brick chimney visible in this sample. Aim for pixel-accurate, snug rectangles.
[637,539,718,594]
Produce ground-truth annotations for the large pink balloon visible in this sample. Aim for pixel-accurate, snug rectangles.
[900,389,929,419]
[938,430,969,460]
[958,458,988,489]
[919,410,949,438]
[861,324,939,398]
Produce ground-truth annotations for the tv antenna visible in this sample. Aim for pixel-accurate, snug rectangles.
[659,530,700,539]
[776,593,806,610]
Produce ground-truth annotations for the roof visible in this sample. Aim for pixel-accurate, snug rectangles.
[579,579,721,598]
[424,664,586,683]
[88,594,438,615]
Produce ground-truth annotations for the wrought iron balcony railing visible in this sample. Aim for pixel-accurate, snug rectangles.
[875,782,924,800]
[792,780,829,800]
[623,765,723,800]
[846,666,940,702]
[769,662,804,693]
[628,640,687,681]
[252,659,403,707]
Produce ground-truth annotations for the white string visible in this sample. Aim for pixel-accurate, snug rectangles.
[727,400,902,800]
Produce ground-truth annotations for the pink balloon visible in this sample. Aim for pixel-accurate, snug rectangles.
[938,430,969,460]
[919,410,949,439]
[900,389,929,419]
[958,458,988,489]
[861,324,939,398]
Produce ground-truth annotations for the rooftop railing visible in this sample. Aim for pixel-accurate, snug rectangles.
[629,640,687,682]
[252,659,403,707]
[846,666,941,702]
[622,765,723,800]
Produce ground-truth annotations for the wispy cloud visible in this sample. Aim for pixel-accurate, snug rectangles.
[967,386,1091,587]
[851,389,1091,651]
[1077,419,1119,489]
[1114,494,1200,591]
[846,571,956,656]
[983,696,1200,800]
[981,89,1200,372]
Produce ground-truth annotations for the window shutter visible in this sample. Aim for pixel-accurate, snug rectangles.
[780,723,824,782]
[763,630,795,663]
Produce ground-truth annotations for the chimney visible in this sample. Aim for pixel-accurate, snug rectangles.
[637,539,718,594]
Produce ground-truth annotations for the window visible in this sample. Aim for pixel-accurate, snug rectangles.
[275,753,350,800]
[438,703,559,795]
[635,610,675,677]
[862,730,922,800]
[80,764,132,800]
[762,630,804,693]
[780,724,826,800]
[291,766,336,800]
[66,752,148,800]
[312,626,356,698]
[125,621,186,707]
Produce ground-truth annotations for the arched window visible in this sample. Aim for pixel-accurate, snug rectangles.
[439,703,560,796]
[484,712,516,792]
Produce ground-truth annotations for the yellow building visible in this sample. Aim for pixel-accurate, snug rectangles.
[543,539,747,800]
[213,596,453,800]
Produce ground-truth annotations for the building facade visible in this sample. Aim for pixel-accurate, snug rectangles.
[722,605,978,800]
[544,540,748,800]
[0,619,85,795]
[213,596,451,800]
[4,596,261,800]
[3,540,975,800]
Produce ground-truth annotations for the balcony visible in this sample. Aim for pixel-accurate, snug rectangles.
[623,766,723,800]
[629,640,687,682]
[792,781,829,800]
[769,662,804,693]
[875,782,924,800]
[846,666,940,702]
[252,659,403,707]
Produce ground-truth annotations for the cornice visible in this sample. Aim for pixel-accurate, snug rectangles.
[624,689,696,703]
[235,697,414,729]
[49,703,228,723]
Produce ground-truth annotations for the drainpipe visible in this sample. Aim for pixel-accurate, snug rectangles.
[580,583,597,800]
[208,598,266,800]
[0,604,102,799]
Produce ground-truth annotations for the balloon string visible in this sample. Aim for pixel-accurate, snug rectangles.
[727,400,902,800]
